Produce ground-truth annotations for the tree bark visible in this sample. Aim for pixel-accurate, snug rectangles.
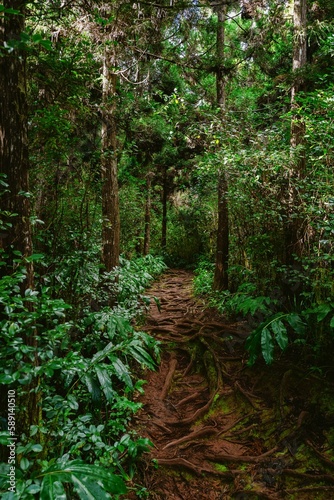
[284,0,307,265]
[161,165,167,251]
[0,0,33,289]
[213,3,229,291]
[143,172,153,255]
[213,173,229,290]
[101,39,120,272]
[0,0,41,439]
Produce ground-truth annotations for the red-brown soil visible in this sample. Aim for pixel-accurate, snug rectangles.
[128,270,334,499]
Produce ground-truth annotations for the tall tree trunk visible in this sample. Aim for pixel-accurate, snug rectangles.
[101,40,120,272]
[143,172,153,256]
[284,0,307,265]
[161,165,167,251]
[0,0,41,438]
[0,0,33,288]
[213,3,229,291]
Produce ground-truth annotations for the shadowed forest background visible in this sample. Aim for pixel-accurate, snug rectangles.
[1,0,334,498]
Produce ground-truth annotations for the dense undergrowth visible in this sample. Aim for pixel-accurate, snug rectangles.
[0,252,166,499]
[193,258,334,369]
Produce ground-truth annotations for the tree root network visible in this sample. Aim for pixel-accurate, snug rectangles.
[127,269,334,500]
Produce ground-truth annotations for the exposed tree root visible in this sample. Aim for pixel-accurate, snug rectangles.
[285,486,334,493]
[130,270,334,500]
[162,426,217,450]
[205,446,278,463]
[160,356,177,400]
[234,381,261,409]
[165,391,218,426]
[175,391,202,407]
[217,415,252,436]
[232,490,277,500]
[306,439,334,469]
[157,458,202,476]
[281,468,334,483]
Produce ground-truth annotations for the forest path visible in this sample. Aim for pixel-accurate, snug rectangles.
[129,269,334,499]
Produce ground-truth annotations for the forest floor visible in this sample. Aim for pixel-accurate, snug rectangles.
[127,269,334,500]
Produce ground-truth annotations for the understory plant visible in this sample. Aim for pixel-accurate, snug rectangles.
[193,258,334,367]
[0,252,165,499]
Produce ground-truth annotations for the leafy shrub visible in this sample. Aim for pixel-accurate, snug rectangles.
[0,253,166,498]
[193,259,215,296]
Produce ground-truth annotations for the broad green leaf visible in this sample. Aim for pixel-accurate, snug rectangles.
[25,253,45,262]
[286,313,306,335]
[83,374,101,403]
[316,304,332,322]
[0,374,13,384]
[128,344,156,370]
[112,358,133,388]
[67,462,126,495]
[40,460,126,496]
[245,327,262,366]
[270,319,288,351]
[26,484,41,494]
[20,457,30,471]
[95,366,115,402]
[67,394,79,410]
[91,342,114,364]
[31,443,43,452]
[71,474,109,500]
[0,431,10,445]
[32,33,43,43]
[0,6,20,14]
[330,316,334,328]
[261,327,274,365]
[40,476,67,500]
[39,39,52,50]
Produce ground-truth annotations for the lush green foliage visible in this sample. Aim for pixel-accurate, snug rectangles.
[0,252,165,498]
[2,2,334,497]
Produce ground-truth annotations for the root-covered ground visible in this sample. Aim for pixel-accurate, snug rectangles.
[129,270,334,499]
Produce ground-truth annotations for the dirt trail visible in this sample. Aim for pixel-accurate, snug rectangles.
[130,270,334,499]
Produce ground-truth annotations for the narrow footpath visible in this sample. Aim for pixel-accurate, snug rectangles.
[130,270,334,499]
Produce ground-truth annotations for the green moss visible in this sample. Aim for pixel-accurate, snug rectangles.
[202,394,232,422]
[203,350,218,391]
[213,463,229,472]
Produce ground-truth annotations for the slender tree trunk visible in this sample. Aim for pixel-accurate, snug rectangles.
[101,41,120,272]
[284,0,307,265]
[213,3,229,291]
[161,165,167,251]
[143,172,153,255]
[291,0,307,154]
[214,173,229,290]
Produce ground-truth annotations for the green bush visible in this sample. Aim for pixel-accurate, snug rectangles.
[0,253,166,498]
